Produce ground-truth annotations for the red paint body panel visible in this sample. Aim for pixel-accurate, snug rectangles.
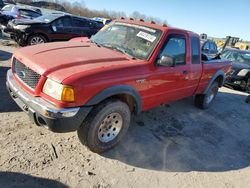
[11,20,232,110]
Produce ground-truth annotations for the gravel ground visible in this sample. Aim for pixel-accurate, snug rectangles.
[0,37,250,188]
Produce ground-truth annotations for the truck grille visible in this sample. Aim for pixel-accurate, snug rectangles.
[13,58,41,90]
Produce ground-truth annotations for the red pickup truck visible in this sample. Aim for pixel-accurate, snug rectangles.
[6,19,231,153]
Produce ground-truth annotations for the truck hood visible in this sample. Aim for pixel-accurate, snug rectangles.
[14,42,132,83]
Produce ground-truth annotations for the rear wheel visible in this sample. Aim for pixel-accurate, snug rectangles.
[27,34,47,45]
[195,82,219,109]
[77,99,131,153]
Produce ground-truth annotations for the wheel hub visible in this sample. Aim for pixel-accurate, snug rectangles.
[30,37,45,45]
[206,86,217,104]
[206,93,215,104]
[98,113,123,143]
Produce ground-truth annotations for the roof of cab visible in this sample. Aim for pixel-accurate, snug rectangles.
[114,18,199,37]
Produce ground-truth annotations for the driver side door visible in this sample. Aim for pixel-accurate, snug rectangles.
[147,34,191,107]
[49,16,73,41]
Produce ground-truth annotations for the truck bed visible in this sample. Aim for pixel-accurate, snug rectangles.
[196,59,232,94]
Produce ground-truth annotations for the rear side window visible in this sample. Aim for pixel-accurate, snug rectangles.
[159,35,186,65]
[19,9,41,18]
[2,5,13,11]
[72,18,89,27]
[53,17,72,27]
[191,37,200,64]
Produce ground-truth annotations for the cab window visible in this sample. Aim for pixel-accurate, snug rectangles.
[191,37,200,64]
[158,35,186,65]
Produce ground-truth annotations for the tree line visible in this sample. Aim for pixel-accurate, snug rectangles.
[15,0,167,24]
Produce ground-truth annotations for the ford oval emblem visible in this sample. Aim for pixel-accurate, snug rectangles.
[19,71,26,79]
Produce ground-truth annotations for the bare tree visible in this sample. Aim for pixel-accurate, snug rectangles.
[16,0,168,24]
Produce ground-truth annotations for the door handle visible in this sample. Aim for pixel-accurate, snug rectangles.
[182,70,188,75]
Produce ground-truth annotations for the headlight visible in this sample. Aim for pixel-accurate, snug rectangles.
[13,25,30,30]
[43,79,75,102]
[237,69,249,77]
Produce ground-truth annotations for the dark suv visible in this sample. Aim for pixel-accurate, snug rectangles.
[222,48,250,91]
[5,13,103,46]
[0,4,42,27]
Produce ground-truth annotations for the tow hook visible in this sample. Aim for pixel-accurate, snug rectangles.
[10,91,17,99]
[22,105,29,112]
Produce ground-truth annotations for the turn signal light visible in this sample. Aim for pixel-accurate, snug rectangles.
[61,87,75,102]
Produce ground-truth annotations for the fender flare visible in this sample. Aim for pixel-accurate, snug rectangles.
[85,85,142,114]
[204,70,225,94]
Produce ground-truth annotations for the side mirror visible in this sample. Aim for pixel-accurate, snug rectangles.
[157,56,175,67]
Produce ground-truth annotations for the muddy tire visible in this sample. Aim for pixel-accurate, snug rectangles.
[77,99,131,153]
[27,34,47,45]
[195,82,219,109]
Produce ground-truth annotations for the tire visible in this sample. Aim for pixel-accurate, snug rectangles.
[77,99,131,153]
[27,34,47,46]
[195,82,219,109]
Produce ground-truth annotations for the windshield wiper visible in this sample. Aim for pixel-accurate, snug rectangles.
[90,39,101,47]
[101,44,136,59]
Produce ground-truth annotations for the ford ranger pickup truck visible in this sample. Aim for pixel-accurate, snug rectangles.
[6,18,231,153]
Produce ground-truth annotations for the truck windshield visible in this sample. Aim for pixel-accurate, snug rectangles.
[91,22,162,59]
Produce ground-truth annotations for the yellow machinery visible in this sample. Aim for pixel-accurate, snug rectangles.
[215,39,225,48]
[234,42,249,50]
[214,36,249,50]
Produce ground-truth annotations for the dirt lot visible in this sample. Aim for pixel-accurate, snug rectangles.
[0,37,250,188]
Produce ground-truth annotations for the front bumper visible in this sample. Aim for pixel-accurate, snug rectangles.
[0,24,10,38]
[3,26,28,45]
[6,69,92,133]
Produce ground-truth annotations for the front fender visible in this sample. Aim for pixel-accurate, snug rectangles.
[85,85,142,114]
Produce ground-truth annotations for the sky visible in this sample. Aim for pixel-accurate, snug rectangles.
[72,0,250,41]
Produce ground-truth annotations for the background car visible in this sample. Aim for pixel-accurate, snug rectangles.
[0,0,15,9]
[201,39,218,59]
[92,17,112,25]
[5,13,103,46]
[0,4,42,26]
[222,48,250,91]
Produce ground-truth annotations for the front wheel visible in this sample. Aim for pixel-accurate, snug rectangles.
[77,99,131,153]
[27,34,47,45]
[195,82,219,109]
